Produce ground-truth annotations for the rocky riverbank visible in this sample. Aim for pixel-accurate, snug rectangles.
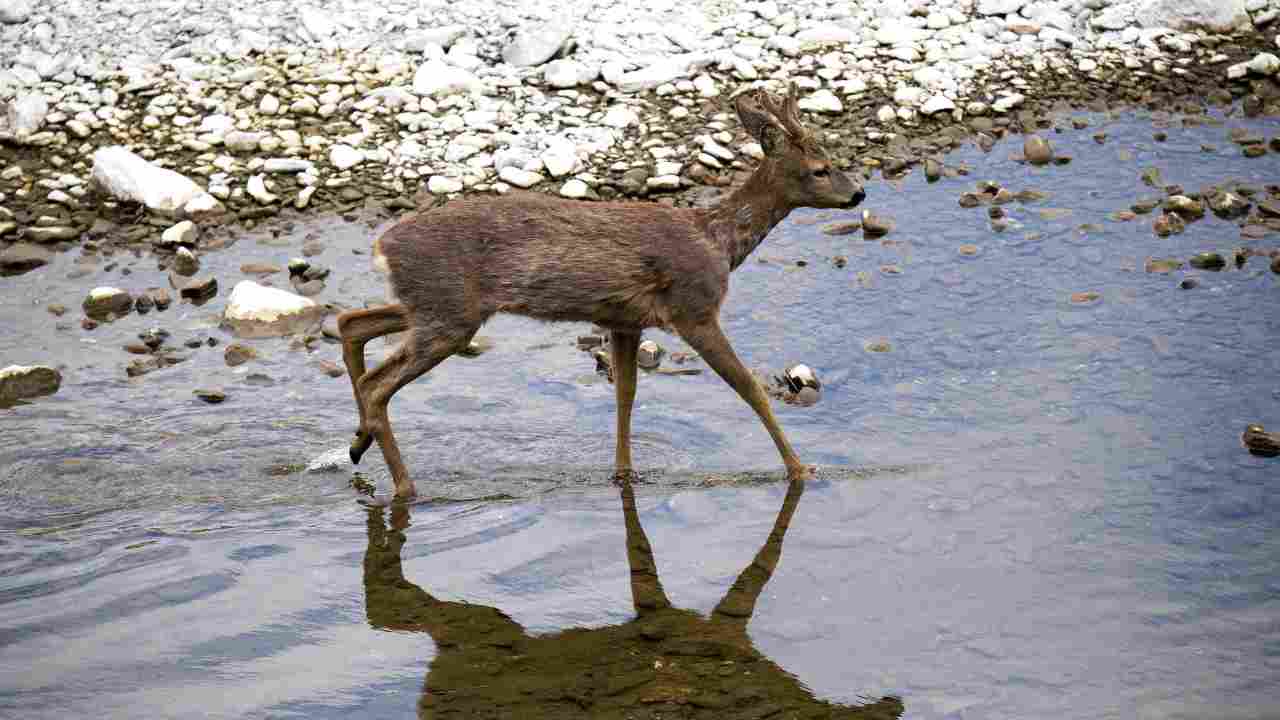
[3,0,1280,404]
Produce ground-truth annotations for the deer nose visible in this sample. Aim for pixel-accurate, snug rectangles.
[847,186,866,208]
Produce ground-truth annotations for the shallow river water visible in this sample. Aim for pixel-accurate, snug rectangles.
[3,109,1279,719]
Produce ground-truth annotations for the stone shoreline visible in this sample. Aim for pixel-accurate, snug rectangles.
[2,2,1280,255]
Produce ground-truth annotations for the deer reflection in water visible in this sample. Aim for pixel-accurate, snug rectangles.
[363,479,903,719]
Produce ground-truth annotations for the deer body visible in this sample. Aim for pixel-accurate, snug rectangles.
[340,84,865,500]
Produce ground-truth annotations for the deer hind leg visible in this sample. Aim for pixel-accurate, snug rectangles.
[610,330,641,480]
[338,304,410,463]
[358,326,479,498]
[674,317,811,481]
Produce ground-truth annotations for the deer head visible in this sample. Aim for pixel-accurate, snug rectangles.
[735,83,865,210]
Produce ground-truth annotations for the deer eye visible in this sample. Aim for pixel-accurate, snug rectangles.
[812,167,830,179]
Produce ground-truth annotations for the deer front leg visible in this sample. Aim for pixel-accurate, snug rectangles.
[675,318,812,481]
[610,330,641,480]
[338,305,409,464]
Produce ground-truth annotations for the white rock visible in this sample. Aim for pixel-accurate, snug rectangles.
[413,60,481,97]
[246,175,277,204]
[877,105,897,123]
[329,144,364,170]
[2,92,48,141]
[184,193,224,219]
[299,7,337,39]
[796,26,859,46]
[992,93,1025,112]
[544,59,586,88]
[540,142,578,178]
[222,281,323,338]
[646,175,681,191]
[90,146,205,216]
[1136,0,1250,32]
[258,95,281,114]
[977,0,1025,15]
[503,23,571,67]
[921,95,956,115]
[0,0,33,24]
[798,89,843,114]
[612,54,713,93]
[1228,61,1251,80]
[602,106,639,128]
[1247,52,1280,75]
[263,158,316,174]
[159,220,198,246]
[427,175,463,194]
[559,178,590,199]
[498,166,543,188]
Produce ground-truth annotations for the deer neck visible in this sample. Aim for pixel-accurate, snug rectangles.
[706,163,794,271]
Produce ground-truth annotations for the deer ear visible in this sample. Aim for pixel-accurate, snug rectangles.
[735,91,786,155]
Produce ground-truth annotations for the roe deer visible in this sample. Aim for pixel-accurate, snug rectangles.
[338,82,866,500]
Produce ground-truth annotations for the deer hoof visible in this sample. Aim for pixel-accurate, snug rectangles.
[350,431,374,464]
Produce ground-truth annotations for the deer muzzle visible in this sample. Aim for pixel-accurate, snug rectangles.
[837,172,866,208]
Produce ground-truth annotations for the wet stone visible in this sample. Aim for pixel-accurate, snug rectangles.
[173,247,200,276]
[1242,424,1280,457]
[1145,258,1183,273]
[1272,256,1280,274]
[316,360,344,378]
[863,340,892,353]
[1186,251,1224,270]
[1179,277,1200,290]
[637,340,664,370]
[924,158,943,183]
[958,192,983,208]
[0,364,62,404]
[1243,145,1268,158]
[0,243,53,276]
[193,388,227,404]
[1153,214,1186,237]
[1209,191,1251,219]
[782,364,820,393]
[82,287,133,320]
[1163,196,1205,220]
[991,189,1015,205]
[958,244,980,256]
[224,342,257,367]
[1023,134,1054,165]
[179,276,218,302]
[240,263,282,275]
[861,213,894,238]
[144,287,172,311]
[1131,199,1160,214]
[1070,291,1102,304]
[821,221,862,236]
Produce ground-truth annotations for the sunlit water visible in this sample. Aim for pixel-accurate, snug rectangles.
[2,109,1279,719]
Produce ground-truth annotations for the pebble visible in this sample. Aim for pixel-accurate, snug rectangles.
[224,342,257,367]
[782,364,820,393]
[173,247,200,276]
[1023,135,1054,165]
[861,212,894,238]
[637,340,664,370]
[193,389,227,404]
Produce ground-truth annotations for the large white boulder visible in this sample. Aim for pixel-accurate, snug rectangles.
[1136,0,1250,32]
[91,146,212,216]
[412,59,482,97]
[222,281,323,338]
[0,92,48,142]
[502,23,572,67]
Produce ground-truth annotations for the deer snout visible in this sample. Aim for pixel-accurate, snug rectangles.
[840,173,866,208]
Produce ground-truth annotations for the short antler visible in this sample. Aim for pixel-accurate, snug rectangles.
[734,83,811,153]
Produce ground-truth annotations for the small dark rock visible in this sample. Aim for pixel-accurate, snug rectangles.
[1188,252,1225,270]
[861,213,894,238]
[1131,199,1160,215]
[958,192,983,208]
[291,278,325,297]
[1163,195,1205,220]
[923,158,942,183]
[577,335,604,350]
[1178,277,1199,290]
[179,276,218,302]
[821,221,862,236]
[1242,424,1280,457]
[173,247,200,276]
[193,388,227,404]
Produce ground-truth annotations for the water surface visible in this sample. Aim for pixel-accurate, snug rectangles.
[2,108,1279,719]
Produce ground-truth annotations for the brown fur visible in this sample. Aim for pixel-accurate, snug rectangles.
[340,83,866,499]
